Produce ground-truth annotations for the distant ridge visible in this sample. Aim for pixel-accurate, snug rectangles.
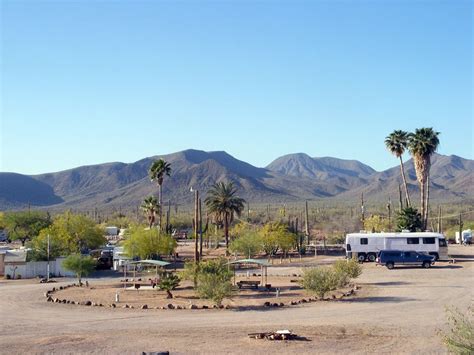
[0,149,472,210]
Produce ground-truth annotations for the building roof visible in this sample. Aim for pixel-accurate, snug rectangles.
[4,250,27,263]
[228,258,270,267]
[127,259,171,267]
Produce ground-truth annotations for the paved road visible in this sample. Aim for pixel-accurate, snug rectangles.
[1,245,472,354]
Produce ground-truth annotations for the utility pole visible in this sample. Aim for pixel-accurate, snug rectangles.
[458,213,463,245]
[247,202,250,221]
[199,198,203,262]
[437,206,442,233]
[47,234,50,282]
[194,189,199,263]
[305,200,310,246]
[361,193,365,228]
[387,197,392,232]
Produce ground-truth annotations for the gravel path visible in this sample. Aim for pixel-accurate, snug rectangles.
[1,245,472,354]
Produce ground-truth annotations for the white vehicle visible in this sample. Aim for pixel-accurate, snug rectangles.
[345,231,448,262]
[455,229,472,245]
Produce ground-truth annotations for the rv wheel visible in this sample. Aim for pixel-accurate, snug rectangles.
[367,253,376,262]
[357,254,366,262]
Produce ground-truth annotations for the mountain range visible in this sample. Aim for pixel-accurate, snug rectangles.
[0,149,472,211]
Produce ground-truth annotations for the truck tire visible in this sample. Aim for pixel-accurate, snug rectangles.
[422,261,431,268]
[367,253,376,262]
[357,253,366,262]
[386,262,394,270]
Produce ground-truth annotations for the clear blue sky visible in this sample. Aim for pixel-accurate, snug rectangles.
[1,0,472,175]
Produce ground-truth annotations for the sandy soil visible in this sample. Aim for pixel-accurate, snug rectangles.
[0,245,473,354]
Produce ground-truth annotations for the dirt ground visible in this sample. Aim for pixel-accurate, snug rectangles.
[0,245,473,354]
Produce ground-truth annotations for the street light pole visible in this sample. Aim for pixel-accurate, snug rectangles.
[194,189,199,263]
[47,234,50,282]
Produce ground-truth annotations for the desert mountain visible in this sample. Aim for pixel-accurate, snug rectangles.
[0,150,472,211]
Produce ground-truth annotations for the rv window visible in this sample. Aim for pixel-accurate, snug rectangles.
[439,239,447,247]
[407,238,419,245]
[360,238,368,245]
[423,238,435,244]
[346,244,351,251]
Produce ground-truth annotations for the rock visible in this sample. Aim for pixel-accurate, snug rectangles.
[99,304,103,307]
[279,302,284,307]
[218,304,224,309]
[66,300,71,304]
[176,305,182,310]
[301,299,308,303]
[263,301,271,307]
[161,306,166,310]
[84,301,92,306]
[44,292,50,298]
[167,304,175,309]
[355,285,360,290]
[189,304,197,309]
[59,286,63,290]
[141,305,148,309]
[111,303,116,308]
[51,287,56,292]
[54,298,60,303]
[332,295,336,299]
[212,305,218,309]
[123,304,129,308]
[202,305,208,309]
[47,296,53,302]
[290,301,297,305]
[272,303,279,307]
[224,305,230,309]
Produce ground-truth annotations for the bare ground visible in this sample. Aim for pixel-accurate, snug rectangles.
[0,245,473,354]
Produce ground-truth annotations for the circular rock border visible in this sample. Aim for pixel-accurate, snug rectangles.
[45,283,359,311]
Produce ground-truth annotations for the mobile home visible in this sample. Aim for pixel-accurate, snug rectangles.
[345,232,448,261]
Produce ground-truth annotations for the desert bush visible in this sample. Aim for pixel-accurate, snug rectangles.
[158,273,180,299]
[194,258,233,306]
[441,306,474,354]
[333,258,362,285]
[301,267,341,299]
[196,273,234,306]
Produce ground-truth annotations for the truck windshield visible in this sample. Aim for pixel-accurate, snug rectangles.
[439,239,447,247]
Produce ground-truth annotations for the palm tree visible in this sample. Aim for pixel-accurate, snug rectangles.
[407,128,440,230]
[385,130,411,207]
[141,196,160,229]
[205,181,245,253]
[149,159,171,230]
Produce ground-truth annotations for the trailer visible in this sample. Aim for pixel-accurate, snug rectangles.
[345,231,448,262]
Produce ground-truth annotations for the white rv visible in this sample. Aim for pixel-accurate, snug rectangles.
[345,231,448,262]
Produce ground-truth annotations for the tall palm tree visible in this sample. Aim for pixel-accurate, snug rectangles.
[149,159,171,230]
[407,128,440,230]
[204,181,245,253]
[385,130,411,207]
[141,196,160,229]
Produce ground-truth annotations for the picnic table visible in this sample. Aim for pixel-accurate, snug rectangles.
[237,280,260,289]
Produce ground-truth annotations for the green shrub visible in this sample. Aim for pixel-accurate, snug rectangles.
[196,273,234,306]
[301,267,341,299]
[333,258,362,282]
[62,254,96,285]
[159,273,180,299]
[442,306,474,354]
[193,258,233,306]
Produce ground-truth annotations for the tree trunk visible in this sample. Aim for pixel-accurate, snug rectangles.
[420,177,426,231]
[399,156,411,207]
[158,184,163,230]
[425,170,430,230]
[224,212,229,254]
[166,290,173,299]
